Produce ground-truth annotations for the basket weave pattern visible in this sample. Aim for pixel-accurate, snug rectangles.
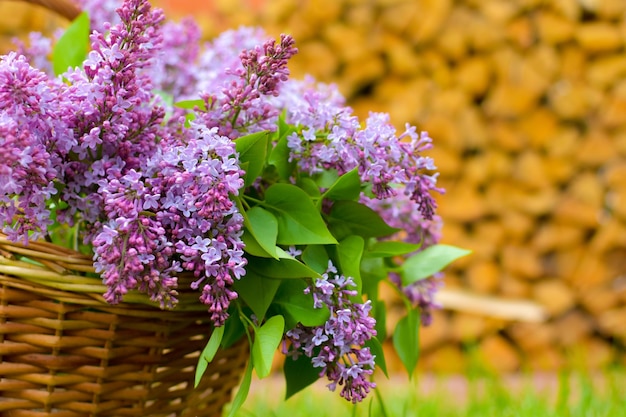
[0,236,248,417]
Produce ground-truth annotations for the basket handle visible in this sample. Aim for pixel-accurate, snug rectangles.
[16,0,81,21]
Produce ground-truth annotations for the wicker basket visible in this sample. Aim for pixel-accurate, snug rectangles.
[2,1,249,415]
[0,235,249,417]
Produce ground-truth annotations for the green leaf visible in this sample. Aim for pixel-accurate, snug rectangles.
[274,280,330,328]
[226,358,253,417]
[321,168,361,202]
[301,245,330,274]
[244,206,278,258]
[247,253,322,279]
[268,129,295,180]
[183,112,196,127]
[365,336,388,377]
[372,299,387,341]
[236,131,270,187]
[392,308,420,377]
[298,177,322,198]
[252,315,285,379]
[264,183,337,245]
[53,12,90,75]
[337,235,364,294]
[315,169,340,189]
[194,326,224,387]
[233,270,281,320]
[400,244,471,286]
[242,231,274,258]
[328,200,398,240]
[173,98,207,111]
[360,257,387,297]
[221,313,246,348]
[284,354,320,399]
[366,241,422,258]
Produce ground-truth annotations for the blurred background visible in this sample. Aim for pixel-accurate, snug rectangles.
[2,0,625,375]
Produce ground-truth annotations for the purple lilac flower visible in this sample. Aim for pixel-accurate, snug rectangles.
[12,32,53,75]
[195,29,298,136]
[284,262,377,403]
[274,78,443,220]
[92,124,245,323]
[362,193,444,326]
[58,0,165,231]
[150,18,202,99]
[390,272,443,327]
[0,53,74,242]
[75,0,122,31]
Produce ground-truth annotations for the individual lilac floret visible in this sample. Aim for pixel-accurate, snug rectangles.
[284,262,377,403]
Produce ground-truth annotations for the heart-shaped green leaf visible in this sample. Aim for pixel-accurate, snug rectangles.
[233,270,281,320]
[400,244,471,286]
[236,131,270,187]
[252,315,285,378]
[264,183,337,245]
[53,12,90,75]
[393,308,420,377]
[194,326,224,387]
[321,167,361,202]
[284,353,320,399]
[244,206,278,258]
[328,200,398,240]
[337,235,364,294]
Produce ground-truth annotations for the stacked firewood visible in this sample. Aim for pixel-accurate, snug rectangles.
[2,0,625,372]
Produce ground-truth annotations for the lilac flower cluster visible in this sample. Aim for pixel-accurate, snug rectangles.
[284,262,377,403]
[0,53,73,243]
[195,31,298,136]
[76,0,123,31]
[272,78,443,219]
[12,32,53,74]
[93,126,245,321]
[1,0,247,326]
[150,17,202,99]
[54,0,166,232]
[362,193,444,326]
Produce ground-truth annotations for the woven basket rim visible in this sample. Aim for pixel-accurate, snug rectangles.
[0,233,209,312]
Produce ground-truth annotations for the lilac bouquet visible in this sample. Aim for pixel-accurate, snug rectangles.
[0,0,469,411]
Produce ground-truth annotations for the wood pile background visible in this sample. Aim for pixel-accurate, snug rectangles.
[2,0,626,373]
